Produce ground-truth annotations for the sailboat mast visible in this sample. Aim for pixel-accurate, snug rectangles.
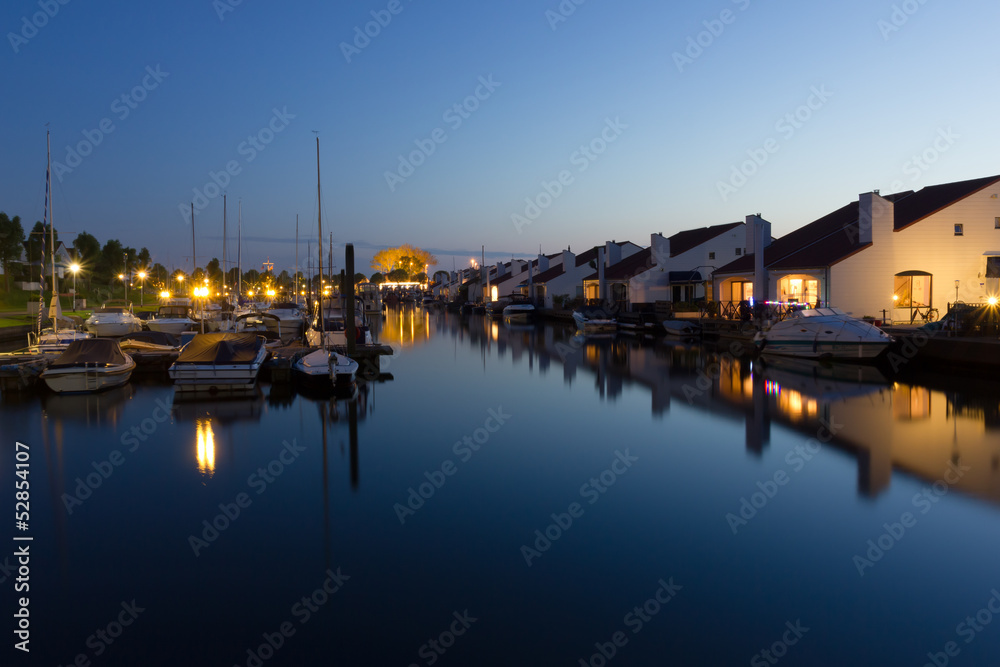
[295,214,299,303]
[47,131,57,335]
[222,194,227,293]
[238,200,242,298]
[316,136,324,344]
[190,203,196,283]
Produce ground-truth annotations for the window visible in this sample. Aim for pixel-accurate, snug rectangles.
[736,248,742,256]
[995,217,999,229]
[708,252,715,260]
[955,224,964,236]
[894,271,932,309]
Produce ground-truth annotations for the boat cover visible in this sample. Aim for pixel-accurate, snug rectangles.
[49,339,130,369]
[175,333,264,364]
[121,331,179,347]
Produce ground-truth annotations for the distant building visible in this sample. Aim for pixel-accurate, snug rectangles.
[532,241,643,308]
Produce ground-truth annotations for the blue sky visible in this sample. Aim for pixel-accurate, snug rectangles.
[2,0,998,278]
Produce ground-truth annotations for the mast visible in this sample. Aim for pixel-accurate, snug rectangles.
[190,203,196,284]
[222,194,227,293]
[47,131,57,335]
[238,200,242,298]
[483,245,489,304]
[295,214,299,304]
[316,136,324,346]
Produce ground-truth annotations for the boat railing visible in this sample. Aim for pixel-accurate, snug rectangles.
[710,301,806,322]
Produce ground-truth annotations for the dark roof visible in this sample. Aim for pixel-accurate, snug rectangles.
[893,175,1000,230]
[668,222,742,257]
[533,264,566,284]
[668,270,703,283]
[583,248,653,282]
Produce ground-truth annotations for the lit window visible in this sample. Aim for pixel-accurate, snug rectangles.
[708,252,715,260]
[955,224,964,236]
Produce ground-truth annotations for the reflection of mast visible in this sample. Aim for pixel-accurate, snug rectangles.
[349,395,359,490]
[321,401,331,570]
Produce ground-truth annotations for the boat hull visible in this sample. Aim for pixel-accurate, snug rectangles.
[573,312,616,333]
[42,358,135,393]
[759,340,890,360]
[147,319,195,336]
[86,321,142,337]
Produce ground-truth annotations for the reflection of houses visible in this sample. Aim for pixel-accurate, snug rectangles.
[712,175,1000,320]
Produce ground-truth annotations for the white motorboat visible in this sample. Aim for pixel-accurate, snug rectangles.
[572,307,617,333]
[168,332,268,392]
[41,338,135,393]
[264,301,306,340]
[292,348,359,390]
[662,319,701,338]
[755,307,892,360]
[28,327,92,353]
[84,302,143,337]
[305,303,372,347]
[147,303,195,336]
[503,298,535,323]
[357,282,384,316]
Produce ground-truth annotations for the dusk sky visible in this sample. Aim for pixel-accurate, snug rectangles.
[2,0,998,278]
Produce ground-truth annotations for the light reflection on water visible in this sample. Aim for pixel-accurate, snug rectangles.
[2,306,999,666]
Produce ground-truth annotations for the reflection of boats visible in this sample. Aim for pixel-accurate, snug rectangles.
[292,349,359,389]
[40,339,136,393]
[662,319,701,338]
[147,302,196,336]
[503,299,535,323]
[757,355,891,401]
[573,306,616,333]
[756,308,892,360]
[170,385,265,423]
[84,302,143,336]
[39,382,133,423]
[485,300,507,319]
[168,333,267,392]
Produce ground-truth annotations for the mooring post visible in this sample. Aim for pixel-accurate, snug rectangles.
[345,247,356,356]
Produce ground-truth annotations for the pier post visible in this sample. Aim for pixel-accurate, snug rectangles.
[345,245,357,356]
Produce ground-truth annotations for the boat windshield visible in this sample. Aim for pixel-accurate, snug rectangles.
[799,307,846,317]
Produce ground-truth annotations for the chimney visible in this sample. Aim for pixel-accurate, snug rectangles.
[857,191,893,245]
[605,240,621,267]
[537,253,549,272]
[562,249,576,270]
[650,233,670,266]
[747,214,771,302]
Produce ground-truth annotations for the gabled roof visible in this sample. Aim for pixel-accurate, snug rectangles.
[583,248,653,282]
[893,175,1000,230]
[668,222,742,257]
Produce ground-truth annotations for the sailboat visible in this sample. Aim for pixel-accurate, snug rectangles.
[293,137,358,389]
[28,131,91,353]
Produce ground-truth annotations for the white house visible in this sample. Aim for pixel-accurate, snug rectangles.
[533,241,643,308]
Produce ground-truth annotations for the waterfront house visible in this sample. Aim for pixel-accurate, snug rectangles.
[532,241,643,308]
[712,175,1000,321]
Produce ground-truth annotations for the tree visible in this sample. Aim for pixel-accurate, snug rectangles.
[370,272,385,284]
[0,213,24,291]
[150,263,168,286]
[26,221,55,266]
[354,272,367,284]
[206,258,221,283]
[98,239,126,286]
[137,247,151,268]
[370,244,437,276]
[387,268,408,282]
[413,272,428,284]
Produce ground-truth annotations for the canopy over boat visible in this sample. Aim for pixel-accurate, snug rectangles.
[175,333,264,364]
[48,338,130,369]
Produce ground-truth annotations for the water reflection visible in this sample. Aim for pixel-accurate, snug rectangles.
[195,418,216,476]
[450,311,1000,506]
[380,305,431,349]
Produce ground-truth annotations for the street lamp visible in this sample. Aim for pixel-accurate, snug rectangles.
[119,273,127,302]
[69,263,80,310]
[137,271,147,306]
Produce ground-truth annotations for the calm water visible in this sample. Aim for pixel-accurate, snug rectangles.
[2,308,1000,666]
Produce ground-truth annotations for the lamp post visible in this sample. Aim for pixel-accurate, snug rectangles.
[119,273,127,302]
[954,279,960,305]
[69,263,80,310]
[137,271,147,306]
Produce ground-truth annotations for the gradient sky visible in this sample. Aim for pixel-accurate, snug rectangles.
[2,0,998,278]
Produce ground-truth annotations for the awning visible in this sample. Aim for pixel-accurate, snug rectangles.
[668,270,703,284]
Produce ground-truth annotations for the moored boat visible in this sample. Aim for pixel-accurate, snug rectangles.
[264,301,306,340]
[40,338,135,393]
[572,306,617,333]
[755,307,892,360]
[84,302,143,337]
[292,348,359,390]
[147,302,196,336]
[168,332,268,392]
[662,319,701,338]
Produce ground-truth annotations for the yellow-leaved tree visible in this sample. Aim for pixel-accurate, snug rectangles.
[371,245,437,279]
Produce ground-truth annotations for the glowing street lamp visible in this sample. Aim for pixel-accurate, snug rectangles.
[119,273,127,302]
[137,270,147,306]
[69,263,80,310]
